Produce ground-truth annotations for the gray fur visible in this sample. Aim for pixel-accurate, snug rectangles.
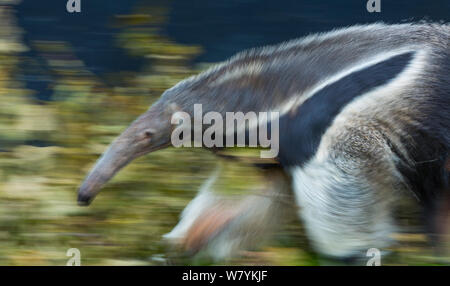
[158,23,449,118]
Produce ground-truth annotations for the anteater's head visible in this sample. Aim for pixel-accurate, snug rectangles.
[77,101,178,206]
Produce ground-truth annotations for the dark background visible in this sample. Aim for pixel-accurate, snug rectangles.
[17,0,450,83]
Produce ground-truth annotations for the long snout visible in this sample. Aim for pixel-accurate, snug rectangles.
[77,139,134,206]
[77,102,170,206]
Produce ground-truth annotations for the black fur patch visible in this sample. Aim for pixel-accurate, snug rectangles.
[276,52,415,167]
[393,51,450,215]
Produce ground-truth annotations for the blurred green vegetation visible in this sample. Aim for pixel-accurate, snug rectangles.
[0,3,447,265]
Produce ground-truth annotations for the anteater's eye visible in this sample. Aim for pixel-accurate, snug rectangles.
[143,129,155,139]
[144,131,154,138]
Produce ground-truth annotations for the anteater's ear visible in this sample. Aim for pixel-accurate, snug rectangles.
[166,102,187,131]
[165,102,181,116]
